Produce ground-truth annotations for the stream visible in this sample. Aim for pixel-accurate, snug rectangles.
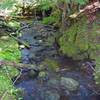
[15,20,100,100]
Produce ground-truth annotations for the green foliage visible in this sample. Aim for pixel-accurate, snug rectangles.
[0,36,21,61]
[0,71,16,99]
[0,73,13,92]
[0,66,19,78]
[7,20,20,29]
[42,16,56,25]
[38,0,57,11]
[58,0,88,4]
[74,0,88,5]
[42,9,61,26]
[0,34,22,98]
[0,0,15,9]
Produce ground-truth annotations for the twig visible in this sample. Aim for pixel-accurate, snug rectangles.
[17,25,30,33]
[6,33,30,48]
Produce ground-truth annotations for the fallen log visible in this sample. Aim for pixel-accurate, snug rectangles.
[69,1,100,18]
[6,33,30,49]
[0,60,43,71]
[0,24,30,48]
[0,60,74,73]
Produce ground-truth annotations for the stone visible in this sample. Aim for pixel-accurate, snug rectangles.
[42,90,60,100]
[47,78,60,89]
[39,71,47,78]
[28,70,38,79]
[38,71,49,81]
[60,77,79,91]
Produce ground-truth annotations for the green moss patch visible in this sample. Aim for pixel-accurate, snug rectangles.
[0,36,21,61]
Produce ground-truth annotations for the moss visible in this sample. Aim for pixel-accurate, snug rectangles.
[42,59,60,71]
[7,20,20,29]
[0,66,19,78]
[0,72,17,99]
[0,36,21,61]
[0,73,13,92]
[42,16,56,25]
[59,15,100,85]
[59,16,99,60]
[42,9,61,26]
[0,65,20,99]
[0,35,21,98]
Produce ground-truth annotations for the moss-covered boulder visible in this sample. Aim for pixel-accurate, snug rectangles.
[61,77,79,91]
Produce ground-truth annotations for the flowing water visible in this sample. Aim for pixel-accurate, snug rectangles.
[15,21,100,100]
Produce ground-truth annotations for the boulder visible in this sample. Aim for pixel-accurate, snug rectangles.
[61,77,79,91]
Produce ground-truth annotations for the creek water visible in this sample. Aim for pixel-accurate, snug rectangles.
[15,21,100,100]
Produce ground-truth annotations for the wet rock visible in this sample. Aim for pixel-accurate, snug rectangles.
[38,71,49,81]
[47,78,60,89]
[61,77,79,91]
[28,70,39,79]
[39,71,47,78]
[41,90,60,100]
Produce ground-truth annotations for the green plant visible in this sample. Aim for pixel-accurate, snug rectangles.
[0,0,15,9]
[0,71,17,99]
[7,20,20,29]
[0,36,21,61]
[0,35,22,99]
[38,0,57,10]
[0,66,19,78]
[42,9,61,25]
[73,0,88,5]
[0,73,13,92]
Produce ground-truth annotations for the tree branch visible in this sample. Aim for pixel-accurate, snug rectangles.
[69,1,100,18]
[0,60,43,71]
[7,33,30,48]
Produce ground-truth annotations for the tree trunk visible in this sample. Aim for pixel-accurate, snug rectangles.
[61,2,67,32]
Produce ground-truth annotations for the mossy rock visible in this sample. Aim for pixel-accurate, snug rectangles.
[60,77,79,91]
[59,16,100,60]
[42,59,60,71]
